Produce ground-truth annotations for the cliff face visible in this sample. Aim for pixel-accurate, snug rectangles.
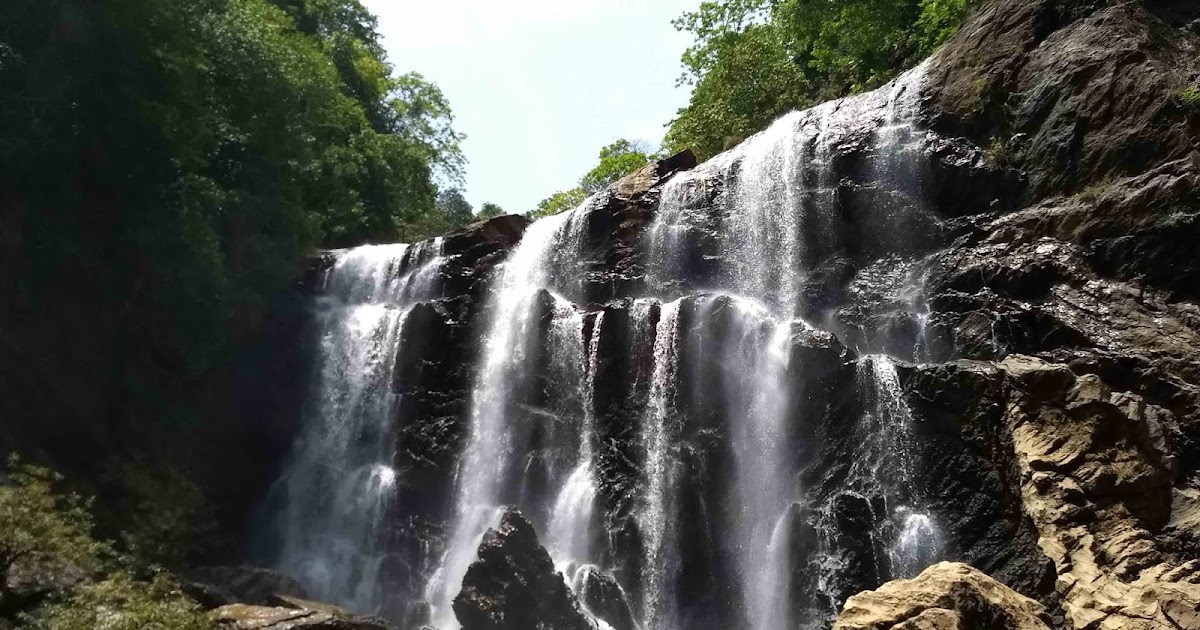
[252,1,1200,629]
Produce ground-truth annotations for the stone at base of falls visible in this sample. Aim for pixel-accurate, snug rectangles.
[186,565,309,607]
[576,566,636,630]
[452,510,593,630]
[834,562,1054,630]
[212,600,395,630]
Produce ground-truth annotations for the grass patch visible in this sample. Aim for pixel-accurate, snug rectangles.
[983,136,1010,167]
[1077,179,1114,204]
[1176,85,1200,115]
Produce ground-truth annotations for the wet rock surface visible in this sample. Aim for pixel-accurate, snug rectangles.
[452,510,592,630]
[187,565,310,607]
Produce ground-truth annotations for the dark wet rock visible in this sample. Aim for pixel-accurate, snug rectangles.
[453,510,592,630]
[902,361,1063,621]
[187,566,309,607]
[615,150,698,200]
[575,566,637,630]
[927,0,1200,203]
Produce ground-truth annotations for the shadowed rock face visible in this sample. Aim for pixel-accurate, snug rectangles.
[249,0,1200,628]
[452,510,592,630]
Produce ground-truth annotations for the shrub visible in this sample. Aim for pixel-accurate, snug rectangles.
[983,136,1009,167]
[23,571,211,630]
[1177,85,1200,114]
[0,456,104,599]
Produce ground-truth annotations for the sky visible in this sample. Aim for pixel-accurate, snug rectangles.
[363,0,703,215]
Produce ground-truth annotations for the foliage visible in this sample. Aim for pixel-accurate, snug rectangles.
[477,202,506,219]
[0,456,104,597]
[436,188,475,228]
[0,0,467,553]
[529,138,651,220]
[580,140,652,193]
[2,457,210,630]
[983,136,1010,167]
[529,189,589,220]
[665,0,978,159]
[23,571,211,630]
[99,460,215,570]
[1177,85,1200,115]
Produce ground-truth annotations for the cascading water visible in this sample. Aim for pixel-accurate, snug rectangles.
[270,239,444,614]
[632,61,939,629]
[425,206,603,629]
[864,355,943,579]
[548,311,605,567]
[716,299,797,630]
[266,58,951,630]
[638,299,683,630]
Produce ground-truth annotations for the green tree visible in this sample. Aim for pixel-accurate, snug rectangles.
[0,0,466,559]
[529,188,589,220]
[665,0,978,159]
[580,139,652,193]
[0,456,103,601]
[436,188,475,227]
[25,571,211,630]
[529,138,653,220]
[478,202,506,219]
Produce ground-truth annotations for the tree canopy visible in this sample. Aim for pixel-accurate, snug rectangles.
[0,0,468,550]
[664,0,977,159]
[477,202,506,219]
[529,139,651,220]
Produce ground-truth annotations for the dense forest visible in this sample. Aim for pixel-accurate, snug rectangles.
[0,0,478,569]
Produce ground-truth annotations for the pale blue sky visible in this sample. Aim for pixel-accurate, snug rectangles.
[363,0,703,215]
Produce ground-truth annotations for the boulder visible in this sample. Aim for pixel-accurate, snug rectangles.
[187,566,308,607]
[452,509,592,630]
[575,565,637,630]
[834,562,1054,630]
[211,602,394,630]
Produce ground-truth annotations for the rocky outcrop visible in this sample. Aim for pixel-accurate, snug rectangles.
[452,510,592,630]
[187,565,309,607]
[840,1,1200,627]
[574,565,637,630]
[999,356,1200,630]
[212,599,394,630]
[835,562,1054,630]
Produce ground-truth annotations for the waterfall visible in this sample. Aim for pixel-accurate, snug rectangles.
[638,299,683,630]
[717,299,797,630]
[632,62,938,629]
[862,355,944,579]
[272,239,444,614]
[548,311,604,566]
[267,60,949,630]
[426,205,596,629]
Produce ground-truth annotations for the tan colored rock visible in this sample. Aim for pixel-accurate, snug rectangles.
[999,355,1200,630]
[834,562,1052,630]
[212,602,391,630]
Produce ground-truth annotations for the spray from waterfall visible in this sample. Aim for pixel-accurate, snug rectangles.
[272,239,444,614]
[548,312,605,567]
